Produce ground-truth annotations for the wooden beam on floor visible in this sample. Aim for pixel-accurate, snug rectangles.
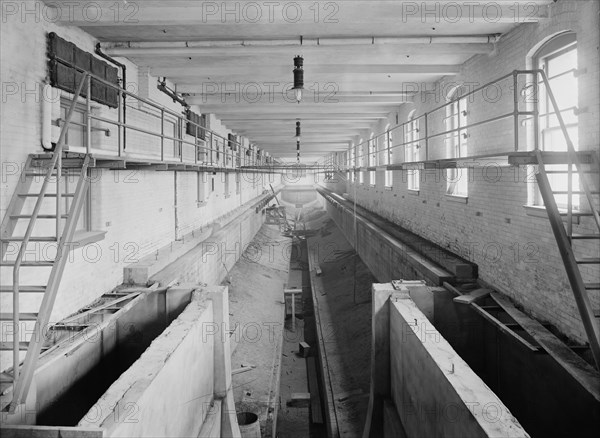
[471,302,542,353]
[491,292,600,402]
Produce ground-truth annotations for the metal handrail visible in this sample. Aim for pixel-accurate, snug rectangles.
[51,60,274,167]
[340,70,538,167]
[10,73,90,396]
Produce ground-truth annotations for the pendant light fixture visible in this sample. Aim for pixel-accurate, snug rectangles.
[292,56,304,103]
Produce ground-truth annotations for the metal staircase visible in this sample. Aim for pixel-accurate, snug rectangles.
[0,75,92,412]
[534,70,600,370]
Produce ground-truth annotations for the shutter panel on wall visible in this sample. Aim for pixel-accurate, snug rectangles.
[105,65,119,107]
[91,56,106,103]
[48,32,119,108]
[186,111,206,140]
[228,133,237,151]
[74,47,90,98]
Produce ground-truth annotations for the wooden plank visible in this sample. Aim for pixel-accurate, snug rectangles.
[307,357,324,424]
[453,288,491,304]
[442,281,462,296]
[59,292,143,324]
[491,292,600,402]
[287,392,311,408]
[471,303,541,353]
[0,425,104,438]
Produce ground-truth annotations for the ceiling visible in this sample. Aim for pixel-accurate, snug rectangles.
[45,0,553,163]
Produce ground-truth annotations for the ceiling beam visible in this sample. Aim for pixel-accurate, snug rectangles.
[218,114,388,121]
[105,42,495,58]
[152,64,461,78]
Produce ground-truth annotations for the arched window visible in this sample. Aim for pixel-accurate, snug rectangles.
[357,138,364,184]
[383,123,393,188]
[532,31,579,208]
[349,143,355,183]
[369,133,376,185]
[405,109,420,191]
[445,86,468,197]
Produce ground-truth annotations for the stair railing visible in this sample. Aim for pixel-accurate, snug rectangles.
[533,68,600,369]
[8,73,90,411]
[535,69,600,229]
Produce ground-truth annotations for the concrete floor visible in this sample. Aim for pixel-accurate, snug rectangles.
[225,224,290,436]
[307,216,376,438]
[224,197,380,437]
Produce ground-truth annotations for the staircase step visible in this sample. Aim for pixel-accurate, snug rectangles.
[1,237,56,242]
[571,234,600,240]
[0,261,54,267]
[0,313,38,321]
[0,286,46,293]
[10,215,69,219]
[546,170,599,174]
[551,191,600,195]
[559,211,598,217]
[25,171,69,177]
[0,342,29,351]
[18,193,75,198]
[576,258,600,265]
[585,283,600,290]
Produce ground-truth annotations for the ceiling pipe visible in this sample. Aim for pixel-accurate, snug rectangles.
[104,35,500,55]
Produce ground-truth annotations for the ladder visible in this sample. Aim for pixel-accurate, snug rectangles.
[0,75,92,411]
[534,69,600,370]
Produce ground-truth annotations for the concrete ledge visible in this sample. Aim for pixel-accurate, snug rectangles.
[317,188,455,285]
[124,188,283,285]
[389,289,530,438]
[317,186,477,283]
[78,291,215,437]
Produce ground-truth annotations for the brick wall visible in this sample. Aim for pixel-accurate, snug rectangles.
[0,1,282,330]
[329,0,600,343]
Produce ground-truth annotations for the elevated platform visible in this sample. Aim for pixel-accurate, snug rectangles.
[31,151,277,173]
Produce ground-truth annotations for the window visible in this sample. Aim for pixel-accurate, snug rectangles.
[236,172,241,194]
[357,138,364,169]
[359,171,364,184]
[383,125,393,188]
[368,133,376,186]
[350,145,356,182]
[405,111,420,191]
[533,32,579,209]
[445,87,468,197]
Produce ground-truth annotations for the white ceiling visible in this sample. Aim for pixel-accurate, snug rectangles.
[46,0,553,162]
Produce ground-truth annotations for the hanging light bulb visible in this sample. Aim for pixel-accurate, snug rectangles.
[295,120,301,139]
[292,56,304,104]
